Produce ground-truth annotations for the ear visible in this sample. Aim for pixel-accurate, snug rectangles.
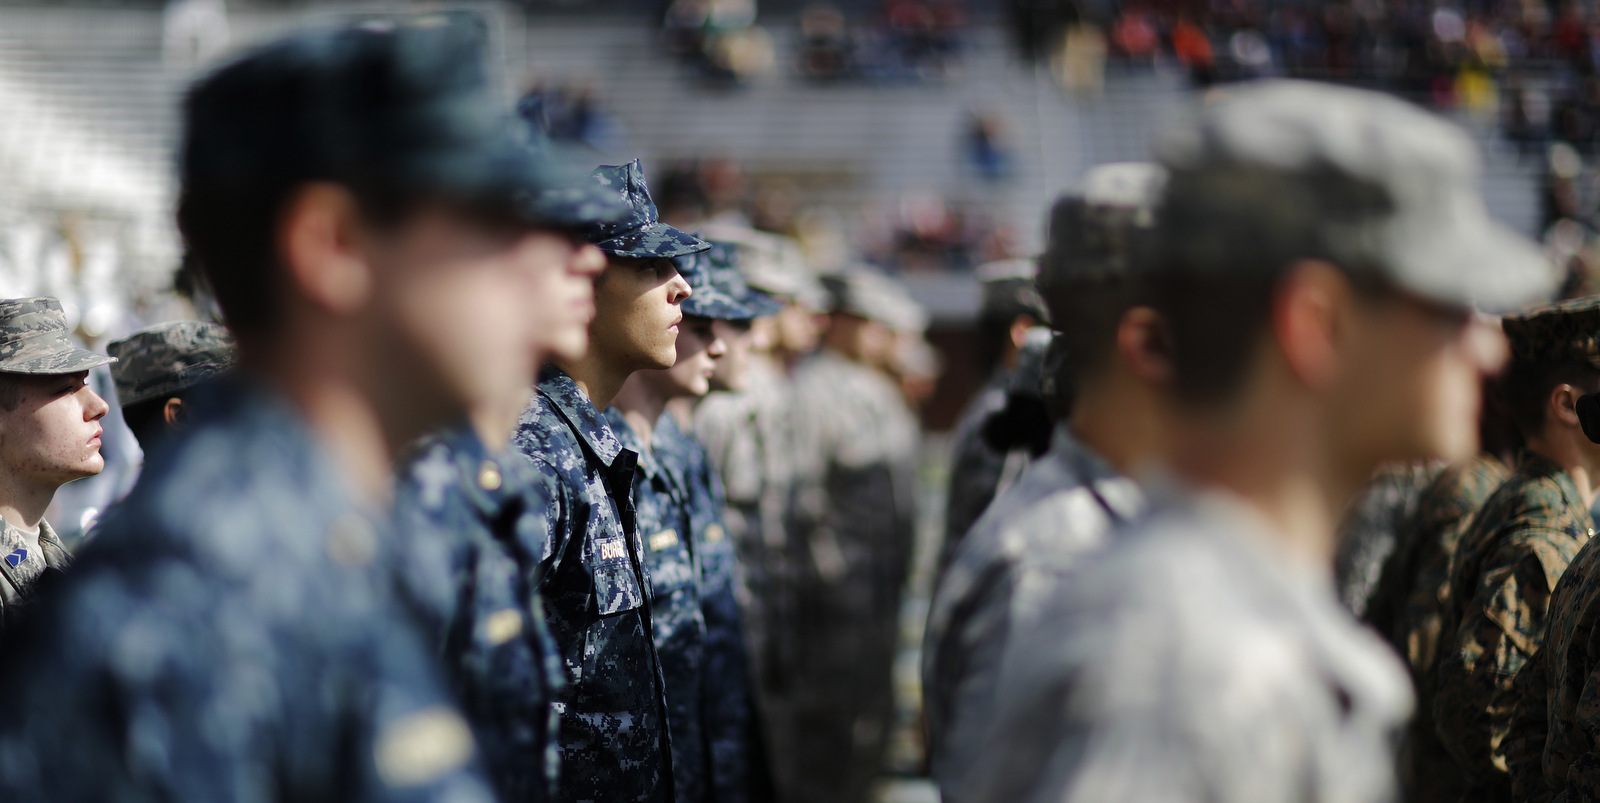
[1116,305,1172,385]
[162,397,185,427]
[1272,260,1348,392]
[1009,315,1038,351]
[277,183,375,317]
[1551,383,1583,429]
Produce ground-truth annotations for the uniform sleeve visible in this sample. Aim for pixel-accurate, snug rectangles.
[1435,532,1568,784]
[1505,643,1557,803]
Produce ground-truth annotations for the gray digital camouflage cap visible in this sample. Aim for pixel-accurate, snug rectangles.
[1154,80,1556,312]
[182,13,626,232]
[678,241,785,321]
[0,297,115,376]
[697,223,828,309]
[1040,162,1167,293]
[108,321,236,408]
[823,269,928,333]
[578,160,709,259]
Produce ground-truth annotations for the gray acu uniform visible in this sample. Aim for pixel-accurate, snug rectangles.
[785,347,919,803]
[922,424,1142,803]
[975,490,1415,803]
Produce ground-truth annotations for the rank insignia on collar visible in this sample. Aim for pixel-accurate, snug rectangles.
[5,548,25,568]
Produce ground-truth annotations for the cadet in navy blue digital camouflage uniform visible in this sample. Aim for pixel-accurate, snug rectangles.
[512,158,709,803]
[0,16,574,801]
[610,240,782,803]
[393,135,626,801]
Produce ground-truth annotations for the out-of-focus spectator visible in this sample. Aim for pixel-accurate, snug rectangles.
[517,81,626,153]
[162,0,229,68]
[664,0,776,84]
[962,110,1014,184]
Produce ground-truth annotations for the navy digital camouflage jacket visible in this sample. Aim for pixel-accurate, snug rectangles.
[0,379,492,802]
[395,422,564,802]
[511,368,673,803]
[608,408,711,803]
[654,413,769,803]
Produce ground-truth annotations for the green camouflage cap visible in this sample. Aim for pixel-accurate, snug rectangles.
[1040,162,1166,292]
[1154,80,1556,312]
[823,269,928,333]
[1502,295,1600,369]
[0,297,115,376]
[108,321,236,408]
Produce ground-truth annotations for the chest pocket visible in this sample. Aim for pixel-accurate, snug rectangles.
[591,537,645,616]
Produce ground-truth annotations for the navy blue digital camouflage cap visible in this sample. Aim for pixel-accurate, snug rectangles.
[0,297,115,376]
[578,160,709,258]
[678,241,785,321]
[108,321,236,407]
[181,12,625,231]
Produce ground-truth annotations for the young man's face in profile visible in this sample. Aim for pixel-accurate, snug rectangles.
[0,371,109,486]
[587,257,693,372]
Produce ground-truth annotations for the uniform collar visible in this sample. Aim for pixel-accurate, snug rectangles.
[1518,448,1590,519]
[604,406,663,481]
[437,423,523,517]
[537,366,625,467]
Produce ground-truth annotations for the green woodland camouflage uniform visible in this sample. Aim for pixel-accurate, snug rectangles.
[1334,462,1445,617]
[785,270,922,803]
[1503,511,1600,803]
[1435,298,1600,800]
[0,297,109,618]
[921,161,1163,803]
[1363,454,1512,803]
[967,80,1556,803]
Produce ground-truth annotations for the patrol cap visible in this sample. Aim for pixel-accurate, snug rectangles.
[182,13,624,231]
[1039,162,1166,292]
[578,160,709,259]
[108,321,236,408]
[0,297,115,376]
[1502,295,1600,369]
[1155,80,1555,312]
[677,241,785,321]
[976,259,1050,324]
[699,223,828,309]
[823,269,928,333]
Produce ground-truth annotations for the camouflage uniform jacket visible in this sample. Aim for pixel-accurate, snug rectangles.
[606,407,710,803]
[1333,462,1443,617]
[654,413,768,803]
[972,489,1413,803]
[939,367,1014,569]
[922,423,1143,803]
[1503,524,1600,803]
[0,517,71,616]
[1434,451,1594,799]
[0,380,493,802]
[693,359,805,699]
[1361,454,1510,803]
[395,423,564,802]
[511,368,673,803]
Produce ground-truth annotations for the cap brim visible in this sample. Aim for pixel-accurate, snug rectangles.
[4,349,116,376]
[1385,204,1558,314]
[598,222,710,259]
[433,136,629,230]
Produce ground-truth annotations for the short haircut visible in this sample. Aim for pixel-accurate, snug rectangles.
[0,375,22,413]
[1153,165,1394,407]
[1041,279,1148,399]
[122,395,178,452]
[1499,360,1600,439]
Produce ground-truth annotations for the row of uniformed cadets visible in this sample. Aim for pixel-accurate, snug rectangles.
[0,12,934,803]
[920,74,1600,803]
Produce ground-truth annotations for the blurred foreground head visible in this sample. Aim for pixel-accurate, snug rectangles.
[109,321,235,450]
[177,14,624,449]
[1039,161,1168,411]
[1152,80,1555,465]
